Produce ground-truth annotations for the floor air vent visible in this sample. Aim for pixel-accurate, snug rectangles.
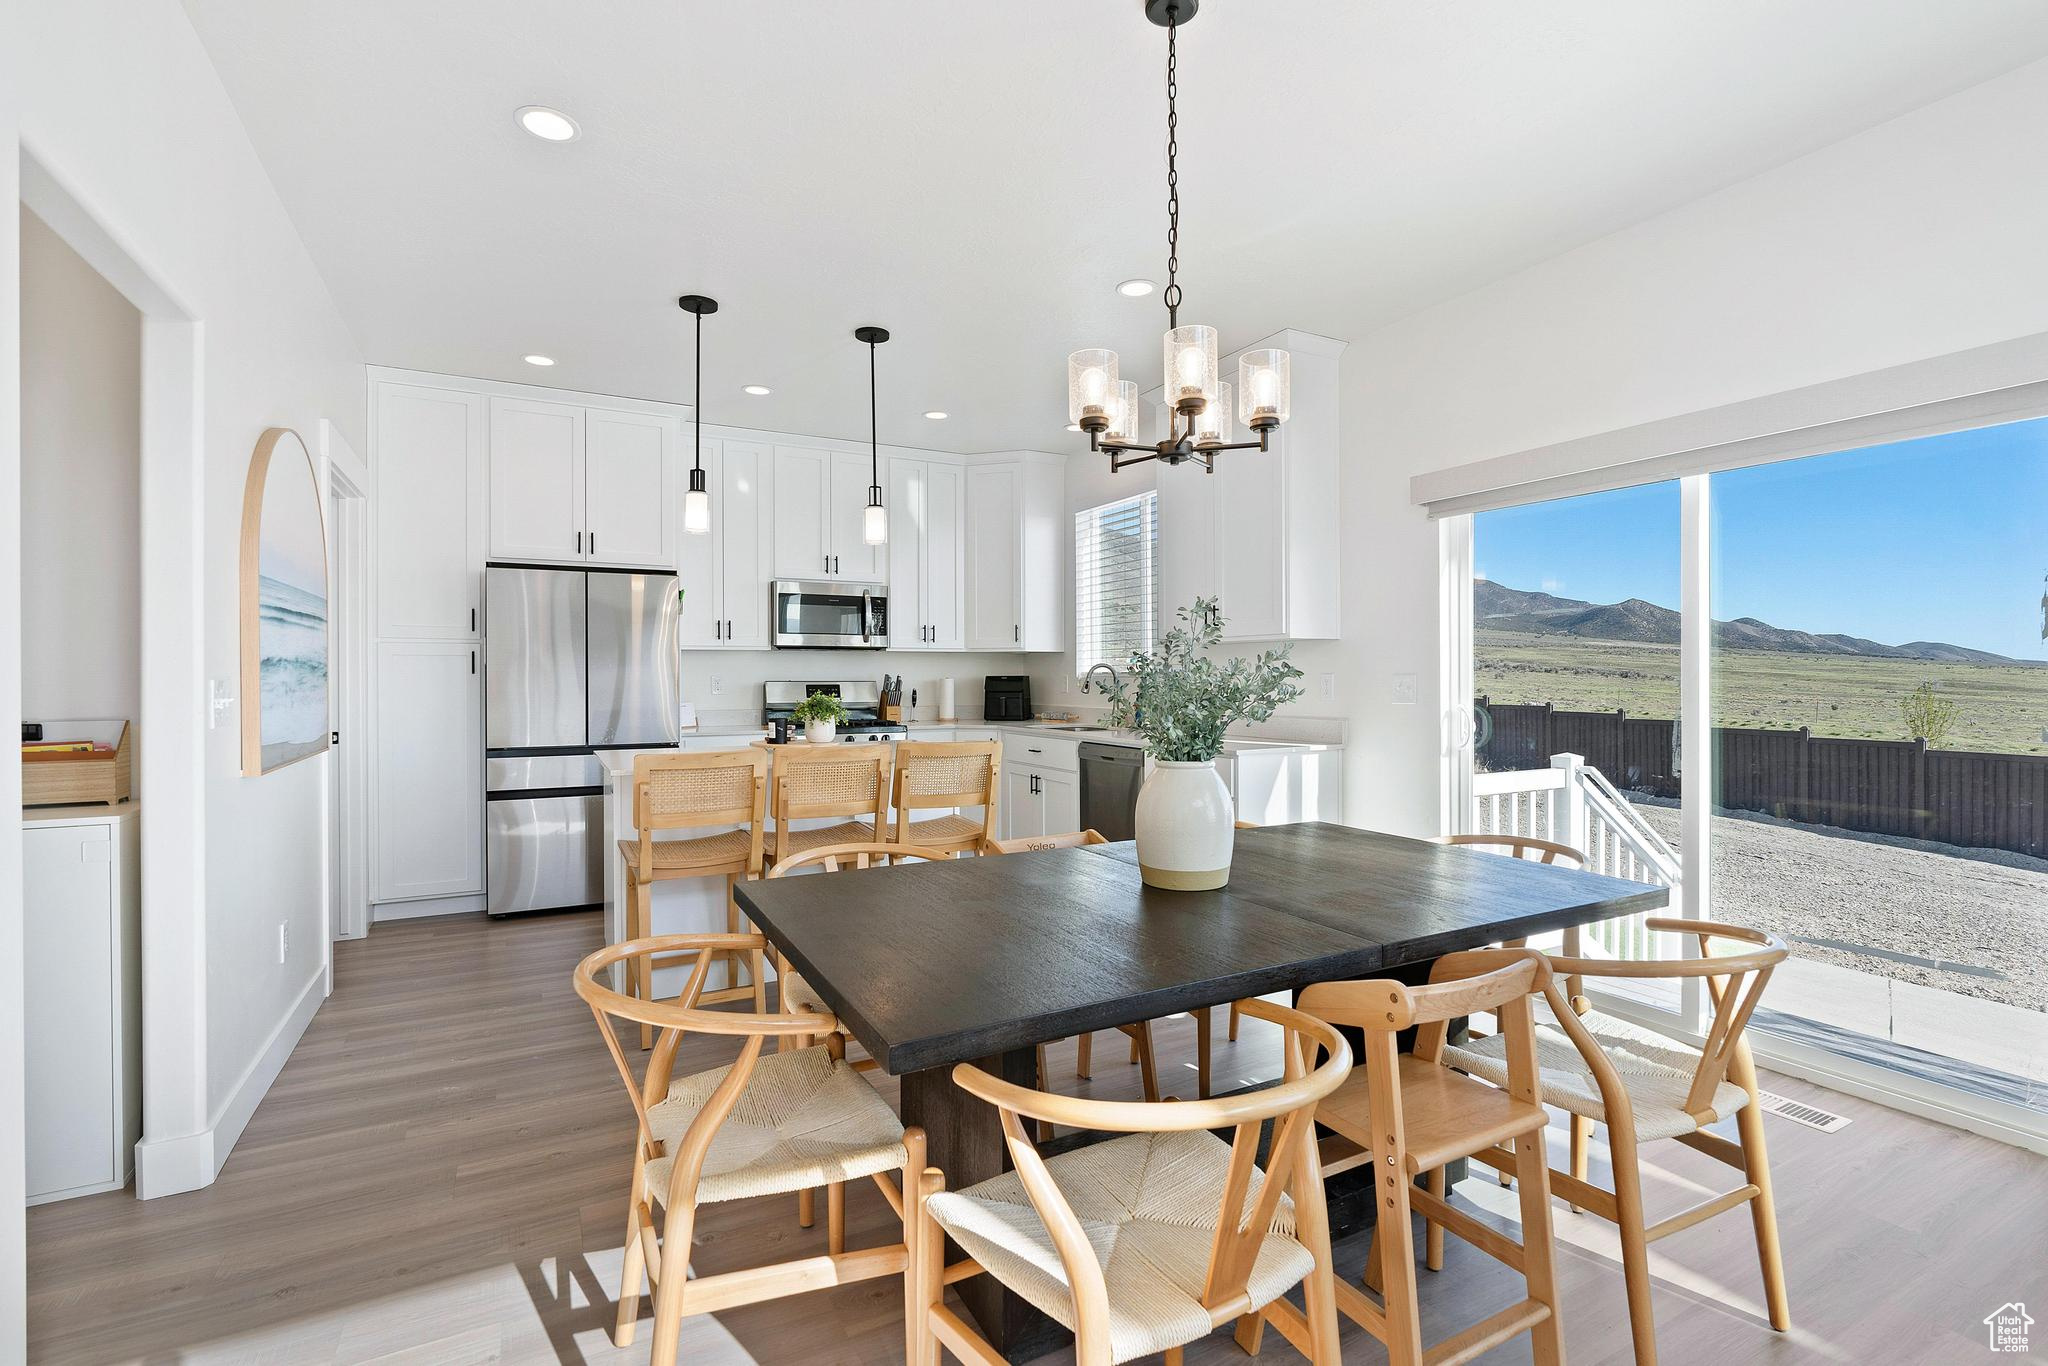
[1757,1090,1851,1133]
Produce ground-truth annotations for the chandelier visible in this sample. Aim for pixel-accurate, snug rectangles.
[1068,0,1291,474]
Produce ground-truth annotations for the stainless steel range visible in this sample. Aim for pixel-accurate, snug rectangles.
[763,680,908,743]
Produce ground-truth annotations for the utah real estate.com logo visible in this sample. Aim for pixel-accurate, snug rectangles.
[1984,1303,2034,1354]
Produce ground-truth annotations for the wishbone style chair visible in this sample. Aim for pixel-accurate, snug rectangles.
[1441,919,1793,1366]
[573,933,924,1366]
[911,998,1354,1366]
[1293,950,1566,1366]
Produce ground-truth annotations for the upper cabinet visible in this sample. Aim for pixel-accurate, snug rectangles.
[886,456,965,650]
[965,456,1063,652]
[772,446,884,581]
[375,383,485,640]
[1153,330,1345,643]
[487,397,676,569]
[676,439,773,651]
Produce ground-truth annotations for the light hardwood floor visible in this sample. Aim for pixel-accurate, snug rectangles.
[27,912,2046,1364]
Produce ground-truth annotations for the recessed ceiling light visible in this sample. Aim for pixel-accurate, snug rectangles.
[523,354,556,367]
[924,411,949,421]
[516,105,580,142]
[1116,278,1156,297]
[742,384,773,396]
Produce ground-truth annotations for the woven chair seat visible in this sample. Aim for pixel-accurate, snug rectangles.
[642,1045,906,1207]
[1445,1007,1749,1142]
[779,969,829,1017]
[853,813,983,846]
[765,822,875,858]
[618,829,754,873]
[925,1130,1313,1364]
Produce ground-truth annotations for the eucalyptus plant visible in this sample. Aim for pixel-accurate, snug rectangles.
[1103,598,1304,762]
[790,691,849,726]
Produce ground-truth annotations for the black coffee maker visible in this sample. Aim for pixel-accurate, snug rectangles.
[984,675,1032,722]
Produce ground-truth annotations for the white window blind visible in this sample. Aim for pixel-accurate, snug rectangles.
[1073,492,1157,676]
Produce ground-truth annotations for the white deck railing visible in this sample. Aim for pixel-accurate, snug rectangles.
[1472,752,1682,962]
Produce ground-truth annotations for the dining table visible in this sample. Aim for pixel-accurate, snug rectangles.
[733,821,1668,1362]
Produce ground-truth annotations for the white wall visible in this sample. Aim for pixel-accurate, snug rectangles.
[15,0,364,1190]
[1334,54,2048,837]
[0,0,27,1346]
[19,205,140,724]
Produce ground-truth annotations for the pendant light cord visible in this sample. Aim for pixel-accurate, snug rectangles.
[868,336,879,490]
[692,307,703,475]
[1164,5,1181,330]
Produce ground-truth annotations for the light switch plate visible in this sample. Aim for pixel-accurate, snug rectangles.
[1391,673,1418,705]
[1319,673,1337,700]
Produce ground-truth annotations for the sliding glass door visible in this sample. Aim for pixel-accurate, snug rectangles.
[1456,414,2048,1125]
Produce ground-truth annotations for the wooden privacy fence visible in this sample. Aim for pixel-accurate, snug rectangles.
[1477,698,2048,859]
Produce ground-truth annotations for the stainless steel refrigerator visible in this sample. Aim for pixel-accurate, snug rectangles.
[484,566,681,916]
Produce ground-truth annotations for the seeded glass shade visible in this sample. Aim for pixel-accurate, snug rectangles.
[1163,324,1218,409]
[1067,349,1120,426]
[684,486,711,534]
[1239,348,1291,428]
[864,500,888,546]
[1104,380,1141,443]
[1192,381,1232,446]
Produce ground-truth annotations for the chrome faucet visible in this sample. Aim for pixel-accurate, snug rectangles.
[1083,663,1120,695]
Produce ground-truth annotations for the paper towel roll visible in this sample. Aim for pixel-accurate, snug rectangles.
[937,677,957,722]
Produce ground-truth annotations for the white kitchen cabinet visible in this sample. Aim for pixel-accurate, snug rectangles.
[886,456,965,650]
[965,457,1064,651]
[374,640,484,901]
[24,806,140,1204]
[678,439,772,650]
[1002,763,1079,840]
[490,397,676,568]
[771,445,882,581]
[1151,330,1345,642]
[586,409,675,568]
[376,383,484,640]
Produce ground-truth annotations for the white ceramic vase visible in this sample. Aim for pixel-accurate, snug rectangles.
[1134,759,1234,890]
[805,719,837,744]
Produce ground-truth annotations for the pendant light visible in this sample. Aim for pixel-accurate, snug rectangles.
[855,325,890,545]
[678,294,717,534]
[1066,0,1291,474]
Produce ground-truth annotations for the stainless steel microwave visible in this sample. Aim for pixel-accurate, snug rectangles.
[770,579,890,649]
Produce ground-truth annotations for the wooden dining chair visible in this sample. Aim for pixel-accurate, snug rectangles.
[865,738,1001,856]
[573,932,925,1366]
[984,829,1219,1107]
[622,749,771,1048]
[910,997,1354,1366]
[1288,950,1565,1366]
[765,743,894,863]
[1441,919,1792,1366]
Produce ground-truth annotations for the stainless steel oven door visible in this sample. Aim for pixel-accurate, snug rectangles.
[770,579,890,649]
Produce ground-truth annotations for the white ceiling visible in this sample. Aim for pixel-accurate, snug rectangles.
[183,0,2048,455]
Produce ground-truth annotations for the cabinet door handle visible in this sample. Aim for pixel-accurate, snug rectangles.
[576,531,583,554]
[1014,624,1020,643]
[825,554,831,574]
[715,620,722,640]
[470,650,476,675]
[590,532,596,557]
[471,607,477,632]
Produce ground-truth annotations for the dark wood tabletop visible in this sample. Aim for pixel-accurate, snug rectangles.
[734,822,1667,1075]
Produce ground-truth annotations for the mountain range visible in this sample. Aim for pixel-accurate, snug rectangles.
[1473,580,2022,664]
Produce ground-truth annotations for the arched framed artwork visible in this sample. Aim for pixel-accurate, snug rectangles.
[239,427,331,775]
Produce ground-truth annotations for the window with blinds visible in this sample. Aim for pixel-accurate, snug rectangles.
[1073,492,1158,677]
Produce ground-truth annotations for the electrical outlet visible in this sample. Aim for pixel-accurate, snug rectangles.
[1063,674,1073,694]
[1391,673,1418,705]
[709,675,724,696]
[1319,673,1337,701]
[277,922,289,964]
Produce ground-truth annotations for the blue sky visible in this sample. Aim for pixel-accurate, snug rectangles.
[1474,417,2048,660]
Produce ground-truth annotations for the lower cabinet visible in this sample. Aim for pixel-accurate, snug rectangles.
[1001,763,1079,840]
[374,640,484,901]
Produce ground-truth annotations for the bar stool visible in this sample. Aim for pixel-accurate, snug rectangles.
[863,738,1000,856]
[621,749,770,1049]
[763,742,893,865]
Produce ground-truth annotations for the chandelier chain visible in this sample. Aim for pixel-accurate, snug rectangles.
[1164,5,1181,328]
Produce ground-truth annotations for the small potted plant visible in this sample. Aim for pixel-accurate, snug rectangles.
[1103,598,1303,889]
[790,690,849,744]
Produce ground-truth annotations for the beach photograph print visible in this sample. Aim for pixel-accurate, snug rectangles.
[239,427,331,775]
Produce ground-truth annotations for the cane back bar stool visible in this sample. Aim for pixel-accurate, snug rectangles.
[574,933,925,1366]
[910,997,1354,1366]
[1291,950,1566,1366]
[621,749,771,1049]
[864,738,1001,856]
[1441,920,1792,1366]
[764,742,894,864]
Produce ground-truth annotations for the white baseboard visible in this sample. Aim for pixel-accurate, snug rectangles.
[133,967,328,1199]
[373,892,487,922]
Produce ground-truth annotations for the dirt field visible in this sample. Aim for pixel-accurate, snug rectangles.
[1476,630,2048,754]
[1628,801,2048,1012]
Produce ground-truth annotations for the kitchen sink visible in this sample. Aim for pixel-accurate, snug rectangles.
[1051,724,1114,732]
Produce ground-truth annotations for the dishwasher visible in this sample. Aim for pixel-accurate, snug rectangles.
[1078,742,1145,843]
